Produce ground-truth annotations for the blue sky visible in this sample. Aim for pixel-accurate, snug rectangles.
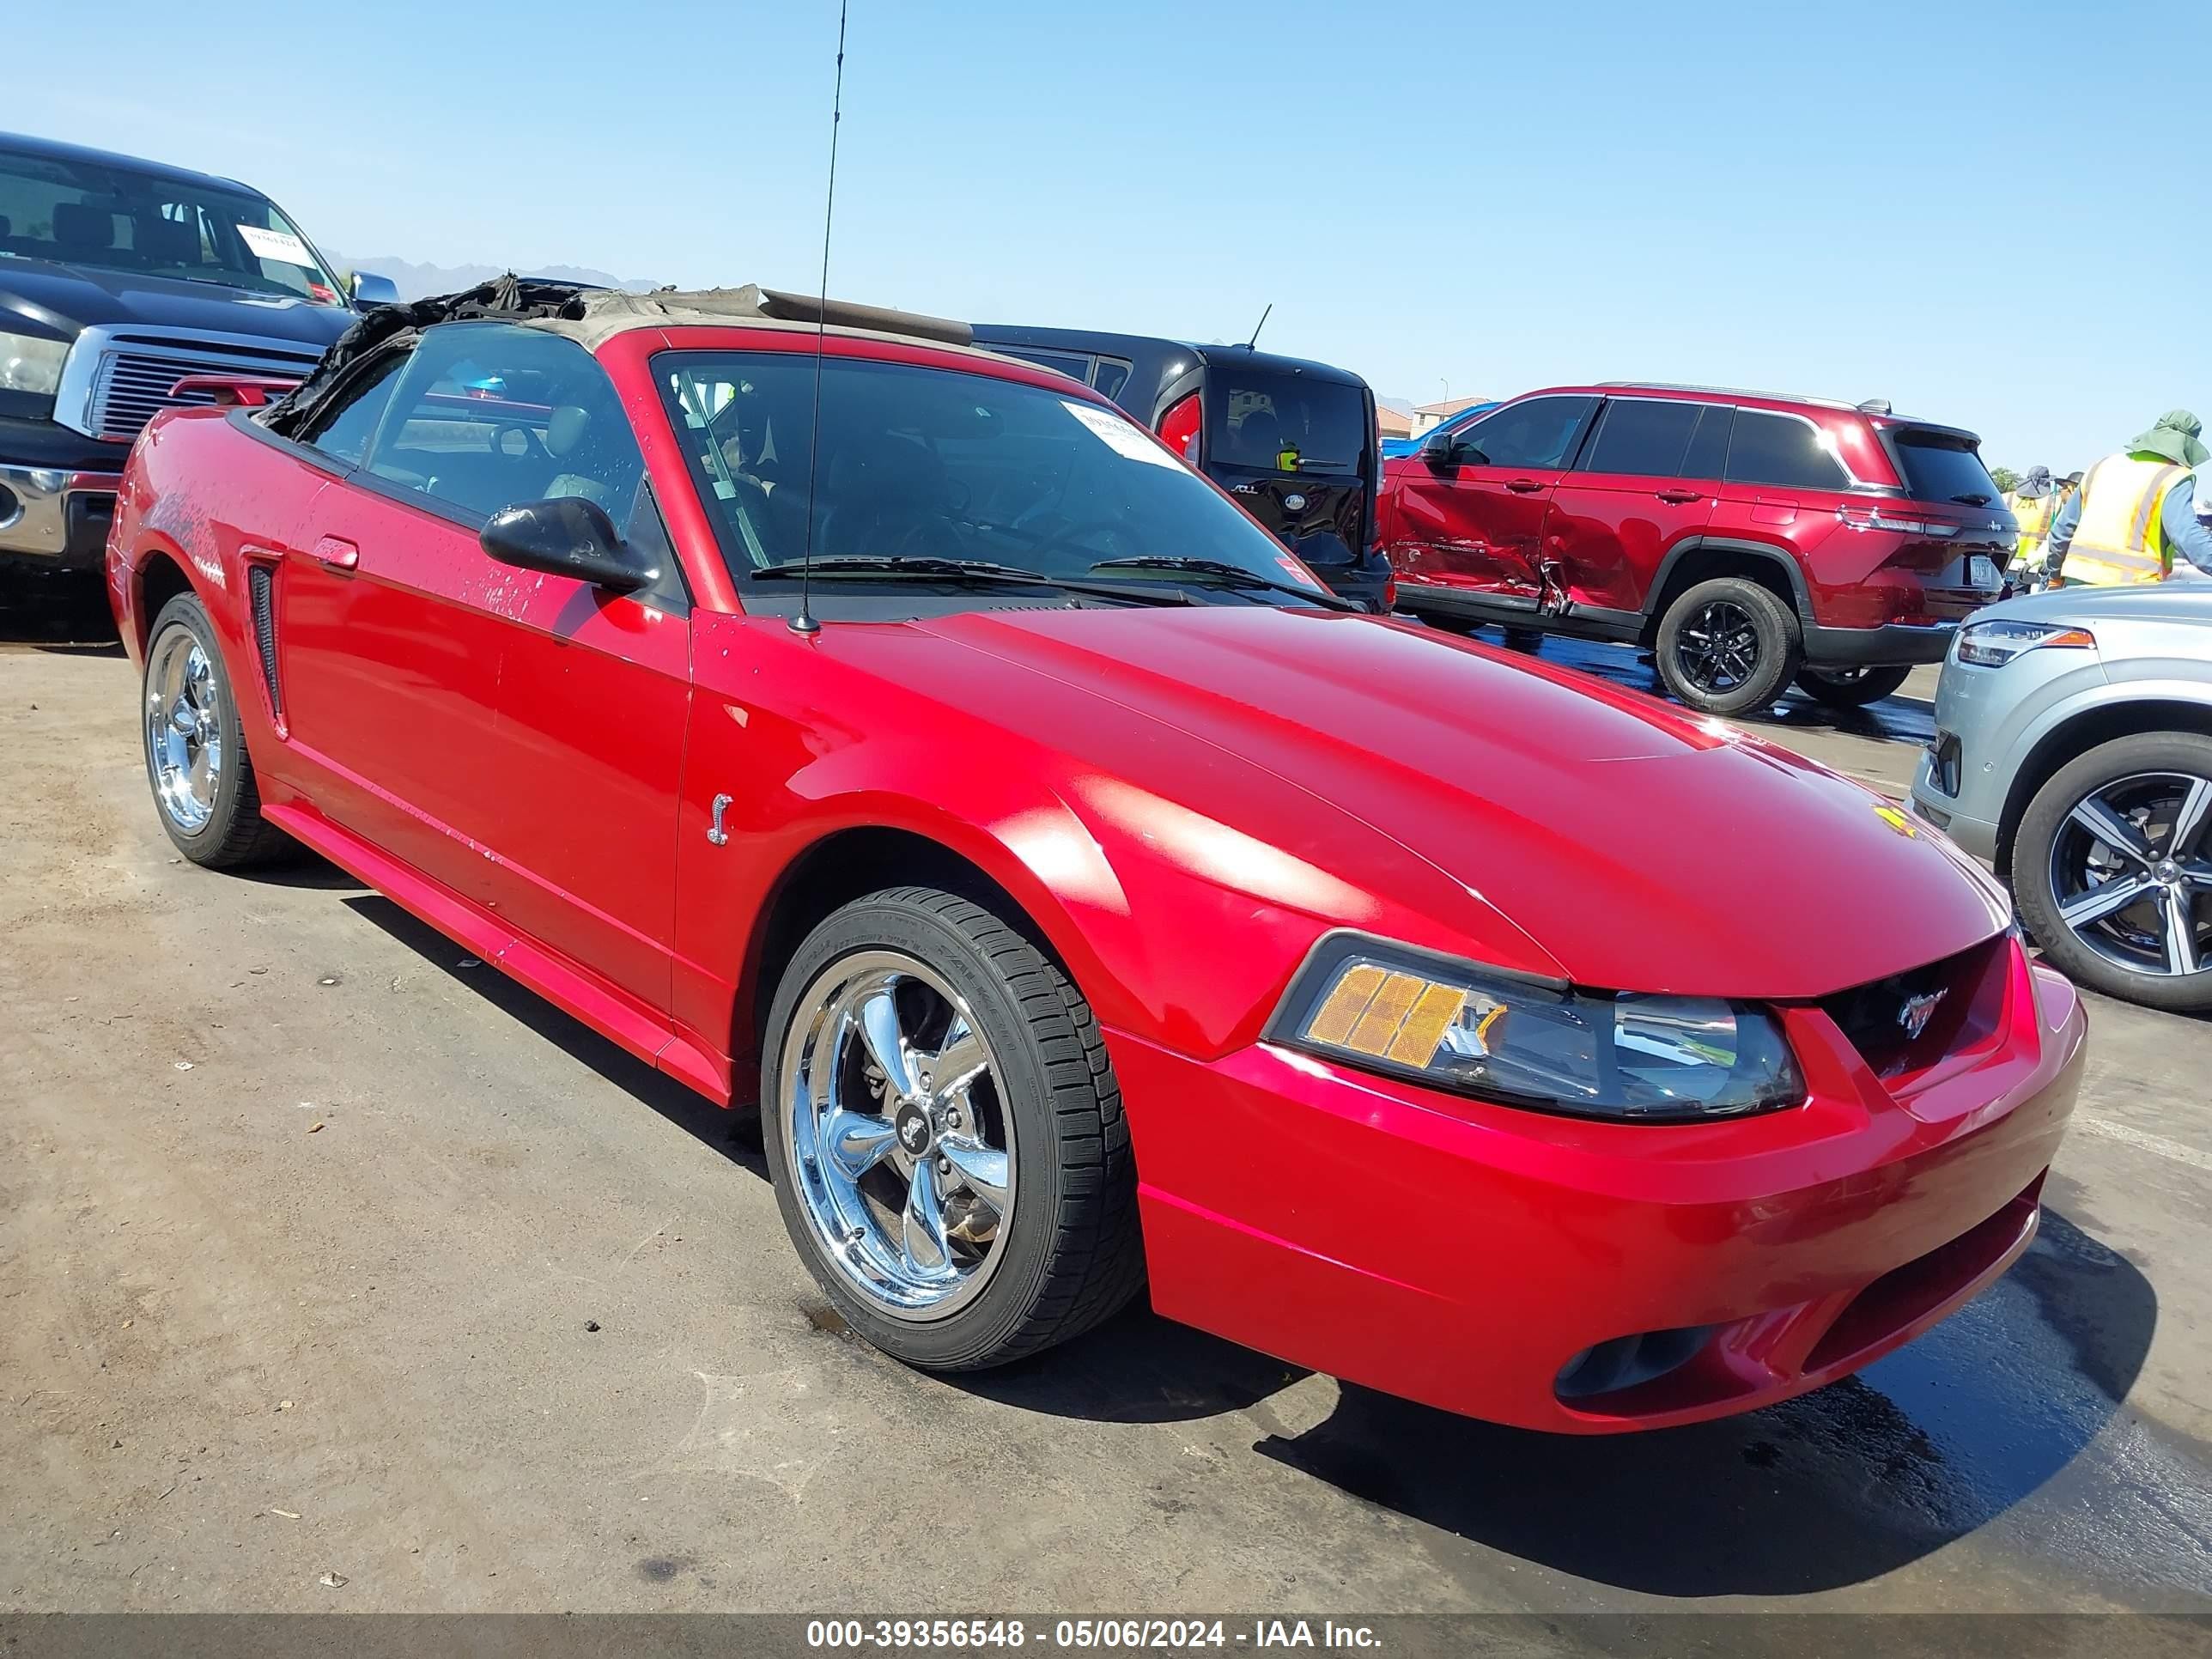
[14,0,2209,471]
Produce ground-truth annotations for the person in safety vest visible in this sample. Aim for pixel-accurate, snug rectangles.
[2002,465,2060,580]
[2045,410,2212,586]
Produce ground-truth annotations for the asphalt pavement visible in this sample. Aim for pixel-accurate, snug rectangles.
[3,578,2208,1618]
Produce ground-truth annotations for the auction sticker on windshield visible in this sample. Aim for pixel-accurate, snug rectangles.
[1061,399,1179,469]
[237,224,317,267]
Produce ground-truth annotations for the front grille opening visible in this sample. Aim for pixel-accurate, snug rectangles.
[90,335,325,441]
[1818,934,2006,1079]
[1554,1324,1715,1401]
[246,564,282,724]
[1802,1175,2042,1376]
[1929,732,1962,798]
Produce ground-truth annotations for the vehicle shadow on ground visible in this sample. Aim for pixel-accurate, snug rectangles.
[951,1206,2155,1595]
[0,569,123,652]
[947,1300,1316,1425]
[340,892,771,1181]
[233,849,379,892]
[1249,1206,2155,1596]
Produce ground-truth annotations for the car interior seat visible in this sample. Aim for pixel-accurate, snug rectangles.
[52,202,116,256]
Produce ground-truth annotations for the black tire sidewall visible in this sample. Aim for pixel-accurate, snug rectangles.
[1795,663,1914,708]
[143,594,251,863]
[2013,732,2212,1013]
[760,890,1082,1370]
[1656,578,1802,715]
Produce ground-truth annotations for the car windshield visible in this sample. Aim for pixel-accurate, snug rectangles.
[0,143,347,306]
[659,351,1328,595]
[1208,368,1367,475]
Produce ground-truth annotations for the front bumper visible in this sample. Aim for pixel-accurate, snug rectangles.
[1110,939,2084,1432]
[0,462,120,567]
[1907,636,2108,865]
[1802,618,1960,667]
[1,419,127,567]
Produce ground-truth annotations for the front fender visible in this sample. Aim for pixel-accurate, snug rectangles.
[671,612,1380,1086]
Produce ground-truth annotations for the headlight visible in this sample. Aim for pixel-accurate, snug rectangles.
[1272,936,1803,1122]
[1955,617,2094,667]
[0,331,69,397]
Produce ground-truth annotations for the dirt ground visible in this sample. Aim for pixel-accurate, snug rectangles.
[3,580,2208,1616]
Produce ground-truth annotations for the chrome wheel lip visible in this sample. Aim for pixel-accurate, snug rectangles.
[2051,769,2212,980]
[144,623,222,836]
[779,950,1017,1322]
[1675,599,1762,693]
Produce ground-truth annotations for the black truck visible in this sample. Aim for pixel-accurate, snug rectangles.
[972,325,1393,611]
[1,131,389,570]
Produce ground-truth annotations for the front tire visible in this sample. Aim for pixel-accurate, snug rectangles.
[761,886,1145,1370]
[2013,732,2212,1013]
[1655,577,1802,715]
[142,592,289,868]
[1794,664,1913,708]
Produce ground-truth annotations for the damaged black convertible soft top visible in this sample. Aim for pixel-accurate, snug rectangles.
[261,276,975,438]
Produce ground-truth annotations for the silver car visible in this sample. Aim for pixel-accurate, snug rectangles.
[1911,583,2212,1012]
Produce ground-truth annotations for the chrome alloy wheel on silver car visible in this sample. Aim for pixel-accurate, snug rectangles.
[778,951,1016,1320]
[145,624,224,835]
[2049,771,2212,979]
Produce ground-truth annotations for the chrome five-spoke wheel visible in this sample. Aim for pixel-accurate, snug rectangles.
[145,624,223,834]
[780,951,1016,1320]
[2048,770,2212,980]
[762,887,1143,1370]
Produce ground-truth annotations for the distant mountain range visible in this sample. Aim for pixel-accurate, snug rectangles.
[327,253,660,302]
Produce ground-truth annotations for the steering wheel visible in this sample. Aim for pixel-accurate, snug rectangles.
[1026,518,1136,563]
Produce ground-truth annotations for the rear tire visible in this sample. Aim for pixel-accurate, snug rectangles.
[1655,577,1801,715]
[142,593,289,869]
[2012,732,2212,1014]
[761,886,1146,1370]
[1794,664,1913,708]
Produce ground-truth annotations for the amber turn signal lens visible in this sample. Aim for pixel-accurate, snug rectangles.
[1303,963,1469,1066]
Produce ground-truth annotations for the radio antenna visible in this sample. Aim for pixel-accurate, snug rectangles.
[1244,302,1273,349]
[790,0,849,638]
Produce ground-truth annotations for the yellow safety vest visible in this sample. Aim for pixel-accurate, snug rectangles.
[2003,490,2057,550]
[2063,452,2188,585]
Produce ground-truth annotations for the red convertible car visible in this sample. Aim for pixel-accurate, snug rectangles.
[107,281,2086,1432]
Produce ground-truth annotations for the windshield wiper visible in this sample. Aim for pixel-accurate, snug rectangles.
[751,556,1190,606]
[1089,556,1358,611]
[1951,493,1995,507]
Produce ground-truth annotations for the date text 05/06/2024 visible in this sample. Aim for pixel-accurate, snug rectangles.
[804,1619,1384,1650]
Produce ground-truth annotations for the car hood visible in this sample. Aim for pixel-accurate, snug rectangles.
[897,605,2011,1000]
[0,258,356,347]
[1980,580,2212,631]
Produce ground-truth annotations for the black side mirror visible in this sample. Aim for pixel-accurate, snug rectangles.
[480,498,654,592]
[1419,426,1461,467]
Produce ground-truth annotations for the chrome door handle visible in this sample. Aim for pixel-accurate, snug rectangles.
[707,793,733,847]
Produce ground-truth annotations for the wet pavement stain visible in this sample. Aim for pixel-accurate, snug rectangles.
[1254,1212,2209,1601]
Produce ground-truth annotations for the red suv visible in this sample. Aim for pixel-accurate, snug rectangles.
[1380,384,2018,714]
